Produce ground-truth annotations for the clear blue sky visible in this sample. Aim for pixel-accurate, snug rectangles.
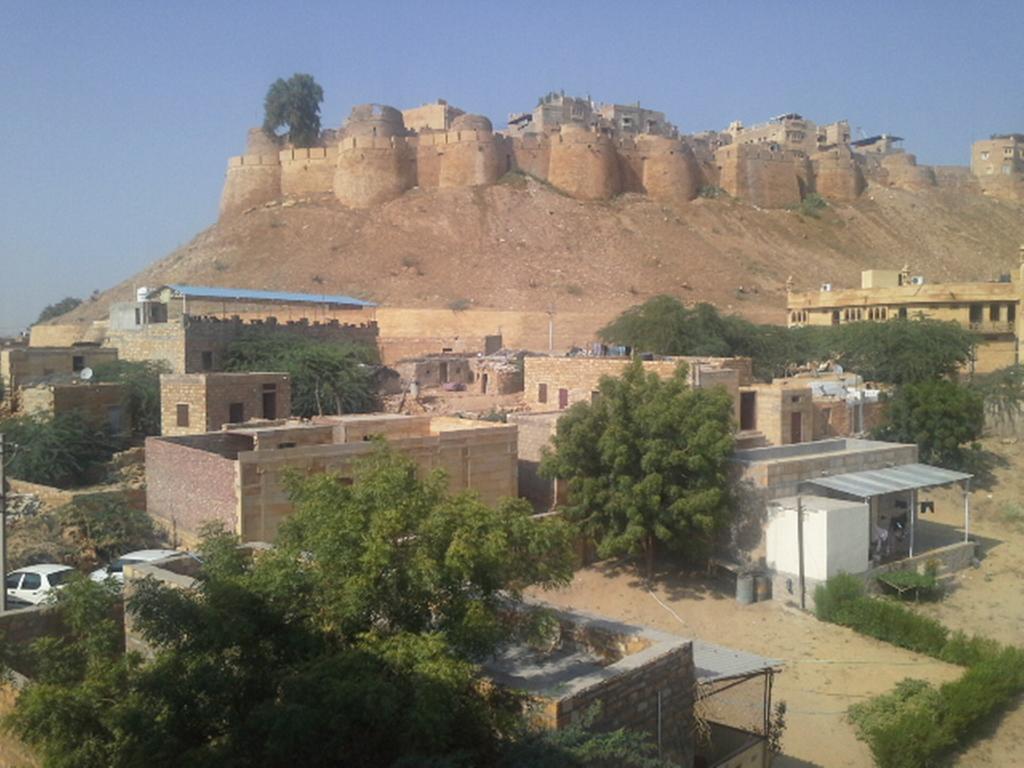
[2,0,1021,334]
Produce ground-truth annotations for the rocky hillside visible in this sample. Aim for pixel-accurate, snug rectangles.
[57,175,1024,329]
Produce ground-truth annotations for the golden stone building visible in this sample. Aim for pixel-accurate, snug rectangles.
[786,256,1024,373]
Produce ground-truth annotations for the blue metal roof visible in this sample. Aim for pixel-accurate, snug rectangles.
[152,284,375,308]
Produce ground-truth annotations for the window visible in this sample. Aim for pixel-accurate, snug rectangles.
[47,570,71,587]
[176,404,190,427]
[277,442,297,449]
[5,574,20,590]
[899,307,908,319]
[981,151,990,160]
[1004,147,1014,158]
[1009,304,1017,324]
[990,304,1000,322]
[1004,164,1013,175]
[72,355,85,372]
[538,383,548,404]
[229,402,244,423]
[21,573,40,590]
[134,307,141,325]
[969,304,983,324]
[201,351,213,370]
[558,388,569,409]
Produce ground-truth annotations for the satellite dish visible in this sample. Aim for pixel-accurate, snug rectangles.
[79,367,93,381]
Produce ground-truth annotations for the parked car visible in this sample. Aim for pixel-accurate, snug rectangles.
[5,564,75,605]
[89,549,183,585]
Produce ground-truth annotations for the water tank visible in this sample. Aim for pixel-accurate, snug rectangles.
[136,286,149,302]
[736,574,755,604]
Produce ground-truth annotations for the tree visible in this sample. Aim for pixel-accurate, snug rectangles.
[875,380,984,469]
[3,449,666,767]
[0,412,119,488]
[971,364,1024,433]
[541,361,735,579]
[91,359,168,436]
[599,296,978,385]
[262,74,324,148]
[35,297,82,325]
[271,447,575,656]
[829,319,976,386]
[225,335,377,417]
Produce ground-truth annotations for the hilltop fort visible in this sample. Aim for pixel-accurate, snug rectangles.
[220,91,1024,218]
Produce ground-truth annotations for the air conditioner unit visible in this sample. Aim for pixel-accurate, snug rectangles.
[820,283,833,292]
[910,276,925,286]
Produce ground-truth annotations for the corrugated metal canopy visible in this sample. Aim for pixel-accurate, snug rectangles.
[802,463,971,499]
[152,284,376,308]
[693,639,780,682]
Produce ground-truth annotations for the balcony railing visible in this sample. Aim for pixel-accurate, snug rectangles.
[968,321,1016,335]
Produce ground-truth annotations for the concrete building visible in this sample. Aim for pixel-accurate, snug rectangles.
[971,133,1024,201]
[787,261,1024,373]
[159,372,291,436]
[104,284,378,374]
[19,381,128,434]
[730,439,976,607]
[145,414,517,544]
[0,345,118,410]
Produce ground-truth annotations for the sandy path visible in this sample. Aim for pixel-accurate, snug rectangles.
[529,565,961,767]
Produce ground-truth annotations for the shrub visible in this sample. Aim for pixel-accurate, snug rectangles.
[835,597,949,655]
[697,185,725,199]
[813,572,864,622]
[876,569,940,600]
[57,496,161,566]
[798,193,828,218]
[0,412,119,488]
[91,359,168,436]
[449,298,472,312]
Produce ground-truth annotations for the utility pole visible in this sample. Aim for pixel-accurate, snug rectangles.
[796,495,806,611]
[0,433,7,613]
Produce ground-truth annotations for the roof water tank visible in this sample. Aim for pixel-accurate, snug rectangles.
[136,286,149,302]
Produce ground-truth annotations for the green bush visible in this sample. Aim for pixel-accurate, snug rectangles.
[798,193,828,218]
[0,412,120,488]
[813,572,864,622]
[836,597,948,654]
[850,651,1024,768]
[876,569,940,600]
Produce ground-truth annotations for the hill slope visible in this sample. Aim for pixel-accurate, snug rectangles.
[59,177,1024,329]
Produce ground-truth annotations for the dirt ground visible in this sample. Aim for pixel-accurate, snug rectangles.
[528,438,1024,767]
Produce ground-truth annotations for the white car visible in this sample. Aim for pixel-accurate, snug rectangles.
[90,549,183,585]
[5,564,75,605]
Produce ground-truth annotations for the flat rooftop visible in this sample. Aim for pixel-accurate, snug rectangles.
[731,438,914,466]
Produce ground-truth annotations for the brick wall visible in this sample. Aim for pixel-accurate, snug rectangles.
[145,435,242,544]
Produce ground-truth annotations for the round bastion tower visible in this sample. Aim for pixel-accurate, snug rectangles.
[438,114,504,188]
[219,128,283,218]
[334,104,415,208]
[547,123,622,200]
[636,135,701,204]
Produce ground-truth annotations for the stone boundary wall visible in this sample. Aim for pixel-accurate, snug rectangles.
[374,308,614,362]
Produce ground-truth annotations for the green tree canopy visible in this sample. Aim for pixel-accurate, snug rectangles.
[4,449,665,767]
[91,359,168,436]
[599,296,977,385]
[541,361,735,578]
[225,335,377,417]
[35,297,82,325]
[875,379,984,469]
[0,412,119,488]
[262,74,324,148]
